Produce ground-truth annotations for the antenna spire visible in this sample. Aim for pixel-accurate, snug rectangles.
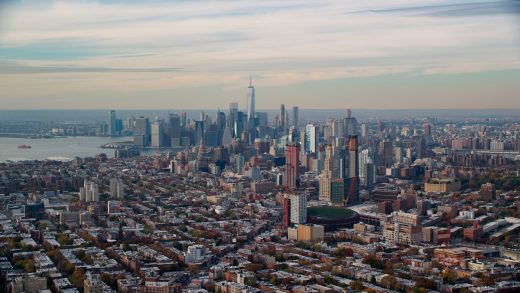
[249,75,252,87]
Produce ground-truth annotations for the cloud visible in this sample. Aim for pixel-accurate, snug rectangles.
[0,0,519,108]
[0,60,183,74]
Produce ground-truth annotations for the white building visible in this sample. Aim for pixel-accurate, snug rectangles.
[290,194,307,224]
[185,245,206,264]
[84,181,99,202]
[110,178,125,199]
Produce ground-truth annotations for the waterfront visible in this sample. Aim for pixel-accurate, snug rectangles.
[0,136,131,162]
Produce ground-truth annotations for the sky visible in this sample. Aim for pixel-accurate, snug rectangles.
[0,0,519,110]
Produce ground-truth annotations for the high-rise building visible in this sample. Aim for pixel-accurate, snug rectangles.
[195,120,204,145]
[344,109,357,136]
[379,140,393,168]
[304,123,317,154]
[169,114,182,147]
[285,143,301,189]
[134,117,150,147]
[83,181,99,202]
[109,110,117,137]
[181,112,187,127]
[229,102,238,135]
[359,149,375,191]
[110,178,124,199]
[290,194,307,224]
[280,104,286,132]
[247,76,256,122]
[292,106,299,127]
[216,111,226,145]
[151,121,165,148]
[346,135,359,205]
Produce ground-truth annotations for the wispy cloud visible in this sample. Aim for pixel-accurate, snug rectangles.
[0,60,183,74]
[0,0,519,108]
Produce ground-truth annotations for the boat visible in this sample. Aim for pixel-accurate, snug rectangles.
[17,145,32,149]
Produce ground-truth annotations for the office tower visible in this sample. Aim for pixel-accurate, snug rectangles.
[133,117,150,147]
[344,112,358,137]
[181,112,187,127]
[290,194,307,224]
[414,135,426,158]
[379,140,393,167]
[324,144,339,179]
[216,110,226,144]
[319,144,336,201]
[204,124,218,147]
[256,112,268,127]
[108,110,117,137]
[361,123,369,144]
[234,111,244,138]
[285,109,289,131]
[110,178,124,199]
[229,102,238,135]
[285,143,301,189]
[169,114,181,147]
[151,121,164,148]
[346,135,359,205]
[359,149,375,191]
[304,123,317,154]
[280,104,286,131]
[288,126,299,143]
[247,76,255,121]
[292,106,299,127]
[195,120,204,145]
[331,119,343,138]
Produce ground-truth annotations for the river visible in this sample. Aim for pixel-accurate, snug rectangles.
[0,136,131,162]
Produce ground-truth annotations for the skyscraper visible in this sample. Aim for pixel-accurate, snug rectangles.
[108,110,117,137]
[229,102,238,136]
[247,76,255,121]
[169,114,181,147]
[290,194,307,224]
[151,121,164,148]
[346,135,360,205]
[133,116,150,147]
[304,123,317,154]
[292,106,299,127]
[285,143,300,189]
[280,104,286,132]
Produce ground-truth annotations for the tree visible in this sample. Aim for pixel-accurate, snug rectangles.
[380,275,397,289]
[69,270,84,289]
[350,280,364,291]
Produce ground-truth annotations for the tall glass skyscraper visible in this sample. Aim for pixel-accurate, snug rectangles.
[304,123,317,154]
[246,76,255,121]
[109,110,117,137]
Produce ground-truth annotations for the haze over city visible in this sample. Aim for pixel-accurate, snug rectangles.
[1,0,520,109]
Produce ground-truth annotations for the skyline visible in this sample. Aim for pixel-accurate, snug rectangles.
[1,0,520,109]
